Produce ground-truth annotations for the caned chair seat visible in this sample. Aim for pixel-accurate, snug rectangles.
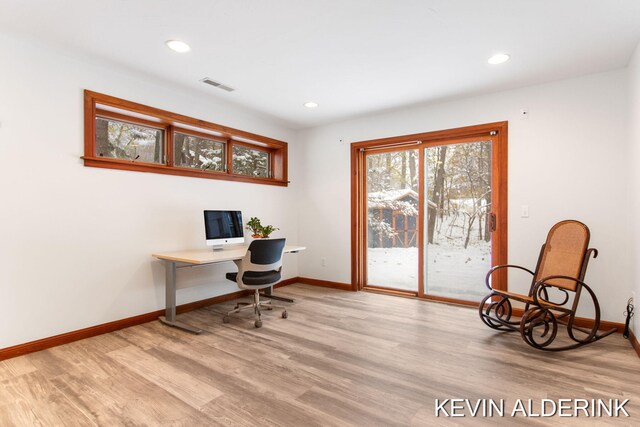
[491,289,564,309]
[491,289,534,304]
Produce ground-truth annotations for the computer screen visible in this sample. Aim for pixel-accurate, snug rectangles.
[204,210,244,247]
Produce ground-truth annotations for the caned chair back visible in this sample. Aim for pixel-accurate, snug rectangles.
[534,220,590,291]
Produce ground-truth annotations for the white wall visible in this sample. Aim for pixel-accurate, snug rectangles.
[1,29,635,349]
[628,41,640,336]
[0,32,299,348]
[297,69,631,323]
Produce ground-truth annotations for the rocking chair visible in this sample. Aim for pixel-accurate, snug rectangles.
[479,220,616,351]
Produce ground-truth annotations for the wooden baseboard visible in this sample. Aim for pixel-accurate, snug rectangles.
[630,330,640,358]
[274,277,300,289]
[510,307,624,334]
[297,276,353,291]
[2,276,636,361]
[0,279,301,362]
[0,311,163,362]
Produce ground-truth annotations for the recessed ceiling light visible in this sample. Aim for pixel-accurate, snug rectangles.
[488,53,510,65]
[165,40,191,53]
[304,101,318,108]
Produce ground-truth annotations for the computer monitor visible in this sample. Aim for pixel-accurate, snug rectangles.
[204,210,244,250]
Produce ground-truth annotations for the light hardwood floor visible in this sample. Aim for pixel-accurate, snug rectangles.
[0,284,638,426]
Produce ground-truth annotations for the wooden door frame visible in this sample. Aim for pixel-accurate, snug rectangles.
[350,121,508,302]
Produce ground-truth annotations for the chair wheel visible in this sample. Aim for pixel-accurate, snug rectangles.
[223,316,230,324]
[282,310,288,319]
[254,320,263,328]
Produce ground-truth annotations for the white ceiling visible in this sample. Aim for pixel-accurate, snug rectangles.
[1,0,640,129]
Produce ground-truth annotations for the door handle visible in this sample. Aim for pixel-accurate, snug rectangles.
[488,213,497,231]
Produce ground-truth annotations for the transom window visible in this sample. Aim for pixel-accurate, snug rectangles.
[174,131,225,172]
[232,144,270,178]
[96,116,165,164]
[84,90,288,186]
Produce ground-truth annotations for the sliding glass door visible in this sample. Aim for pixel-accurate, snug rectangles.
[365,148,419,292]
[356,123,507,304]
[423,140,493,302]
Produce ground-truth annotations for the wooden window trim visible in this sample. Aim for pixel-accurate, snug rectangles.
[84,90,288,186]
[166,125,174,167]
[350,122,509,301]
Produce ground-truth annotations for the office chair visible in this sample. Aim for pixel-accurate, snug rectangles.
[223,238,288,328]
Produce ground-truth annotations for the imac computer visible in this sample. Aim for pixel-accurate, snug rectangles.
[204,210,245,250]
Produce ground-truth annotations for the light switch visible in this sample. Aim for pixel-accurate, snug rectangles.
[521,205,529,218]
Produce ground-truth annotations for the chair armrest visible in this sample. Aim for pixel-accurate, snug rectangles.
[485,264,534,291]
[530,275,587,309]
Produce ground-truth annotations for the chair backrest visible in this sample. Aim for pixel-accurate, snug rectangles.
[534,220,590,291]
[243,238,286,272]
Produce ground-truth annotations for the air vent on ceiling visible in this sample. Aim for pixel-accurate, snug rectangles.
[200,77,235,92]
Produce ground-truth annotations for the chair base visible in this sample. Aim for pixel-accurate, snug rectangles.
[223,289,288,328]
[479,292,617,351]
[518,305,617,351]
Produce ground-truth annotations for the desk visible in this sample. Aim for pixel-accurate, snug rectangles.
[152,244,305,334]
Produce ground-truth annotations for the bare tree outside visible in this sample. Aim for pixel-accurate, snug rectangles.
[426,141,491,248]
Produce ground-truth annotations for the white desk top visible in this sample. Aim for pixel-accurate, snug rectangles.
[152,244,306,265]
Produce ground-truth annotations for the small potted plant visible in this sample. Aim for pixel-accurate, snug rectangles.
[246,217,263,238]
[259,224,279,238]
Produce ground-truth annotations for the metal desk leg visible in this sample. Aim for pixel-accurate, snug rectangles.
[261,285,295,303]
[158,260,203,334]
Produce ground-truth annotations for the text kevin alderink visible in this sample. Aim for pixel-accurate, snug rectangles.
[435,398,630,418]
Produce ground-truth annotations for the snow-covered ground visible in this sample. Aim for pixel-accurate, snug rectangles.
[367,243,490,301]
